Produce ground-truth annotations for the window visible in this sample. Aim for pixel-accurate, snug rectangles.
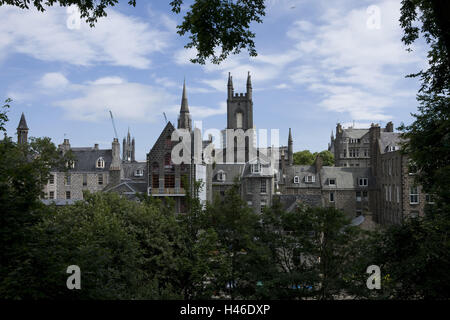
[410,186,419,204]
[358,178,368,186]
[408,161,417,175]
[293,176,300,184]
[164,174,175,188]
[152,174,159,188]
[247,180,253,194]
[305,175,315,183]
[165,136,172,148]
[329,192,335,202]
[49,191,55,199]
[134,169,144,177]
[164,153,172,168]
[251,163,261,174]
[217,171,226,182]
[236,112,243,129]
[410,211,419,218]
[152,162,159,172]
[363,190,368,201]
[363,149,369,157]
[98,174,103,185]
[329,178,336,186]
[260,179,267,193]
[83,173,87,186]
[65,174,71,186]
[426,194,435,204]
[396,186,400,203]
[389,185,392,202]
[356,191,361,202]
[356,210,362,216]
[66,160,75,169]
[247,201,253,206]
[260,201,266,213]
[49,174,55,185]
[96,157,105,169]
[65,191,71,200]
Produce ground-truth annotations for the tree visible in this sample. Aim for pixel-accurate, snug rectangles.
[0,0,266,65]
[293,150,334,166]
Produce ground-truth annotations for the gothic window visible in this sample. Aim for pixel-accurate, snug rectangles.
[236,112,243,129]
[96,157,105,169]
[152,174,159,188]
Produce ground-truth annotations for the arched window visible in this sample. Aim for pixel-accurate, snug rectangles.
[152,162,159,171]
[96,157,105,169]
[236,112,243,128]
[164,153,172,168]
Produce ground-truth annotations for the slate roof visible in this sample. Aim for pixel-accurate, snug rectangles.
[283,165,320,188]
[68,148,112,172]
[378,132,403,154]
[17,113,29,130]
[320,167,371,189]
[275,194,322,212]
[341,128,369,139]
[122,161,146,180]
[213,163,245,184]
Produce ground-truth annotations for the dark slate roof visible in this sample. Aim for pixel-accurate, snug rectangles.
[69,148,112,172]
[17,113,29,130]
[341,128,369,139]
[213,163,245,184]
[284,165,320,188]
[378,132,403,154]
[320,167,372,189]
[122,162,146,180]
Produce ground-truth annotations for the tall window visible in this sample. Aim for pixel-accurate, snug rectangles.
[83,173,87,186]
[65,174,71,186]
[329,192,335,202]
[260,179,267,193]
[356,191,361,202]
[164,153,172,168]
[66,191,71,200]
[236,112,243,128]
[358,178,368,186]
[49,174,55,185]
[98,174,103,185]
[247,180,253,194]
[396,186,400,203]
[49,191,55,199]
[410,186,419,204]
[152,174,159,188]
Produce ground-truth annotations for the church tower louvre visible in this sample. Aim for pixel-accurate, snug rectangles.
[17,112,29,144]
[177,79,192,131]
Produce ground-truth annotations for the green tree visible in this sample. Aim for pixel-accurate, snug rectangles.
[0,0,266,65]
[293,150,315,165]
[314,150,334,166]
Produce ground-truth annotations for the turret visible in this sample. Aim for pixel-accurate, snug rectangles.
[227,72,234,100]
[288,128,293,166]
[17,113,29,144]
[246,71,252,100]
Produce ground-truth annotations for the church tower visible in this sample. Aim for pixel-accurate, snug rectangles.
[288,128,293,166]
[17,113,28,145]
[227,72,253,130]
[122,128,135,163]
[177,79,192,131]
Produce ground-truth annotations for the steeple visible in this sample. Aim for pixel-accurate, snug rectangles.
[17,112,29,144]
[288,128,293,166]
[177,79,192,131]
[227,72,234,100]
[246,71,252,100]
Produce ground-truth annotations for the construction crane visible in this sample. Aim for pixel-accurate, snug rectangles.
[163,112,168,124]
[109,110,119,140]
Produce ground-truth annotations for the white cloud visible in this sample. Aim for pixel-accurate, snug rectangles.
[39,72,69,89]
[0,6,172,69]
[286,0,424,121]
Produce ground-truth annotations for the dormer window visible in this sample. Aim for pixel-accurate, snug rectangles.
[293,176,300,184]
[304,175,315,183]
[96,157,105,169]
[251,163,261,174]
[66,160,75,169]
[134,169,144,177]
[329,178,336,186]
[217,171,226,182]
[358,177,368,186]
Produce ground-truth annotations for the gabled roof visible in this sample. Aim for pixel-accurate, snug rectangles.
[320,167,371,189]
[64,148,112,172]
[378,132,403,154]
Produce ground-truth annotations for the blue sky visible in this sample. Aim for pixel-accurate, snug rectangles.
[1,0,427,161]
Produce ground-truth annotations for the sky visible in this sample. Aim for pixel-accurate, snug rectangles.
[1,0,428,161]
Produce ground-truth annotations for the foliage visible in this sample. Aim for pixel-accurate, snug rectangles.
[0,98,11,132]
[0,0,266,64]
[293,150,334,166]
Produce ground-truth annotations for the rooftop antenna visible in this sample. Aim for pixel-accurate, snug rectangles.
[163,112,168,124]
[109,110,119,140]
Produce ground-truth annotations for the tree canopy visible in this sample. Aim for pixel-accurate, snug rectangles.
[0,0,266,65]
[293,150,334,166]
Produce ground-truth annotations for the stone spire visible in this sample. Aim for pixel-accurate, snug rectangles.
[17,112,29,144]
[288,128,293,166]
[246,71,252,100]
[177,79,192,131]
[227,72,234,100]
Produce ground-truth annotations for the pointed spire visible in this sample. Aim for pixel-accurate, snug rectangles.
[180,78,189,113]
[288,128,293,166]
[228,72,233,87]
[331,130,334,140]
[17,113,28,130]
[288,128,292,142]
[247,71,252,88]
